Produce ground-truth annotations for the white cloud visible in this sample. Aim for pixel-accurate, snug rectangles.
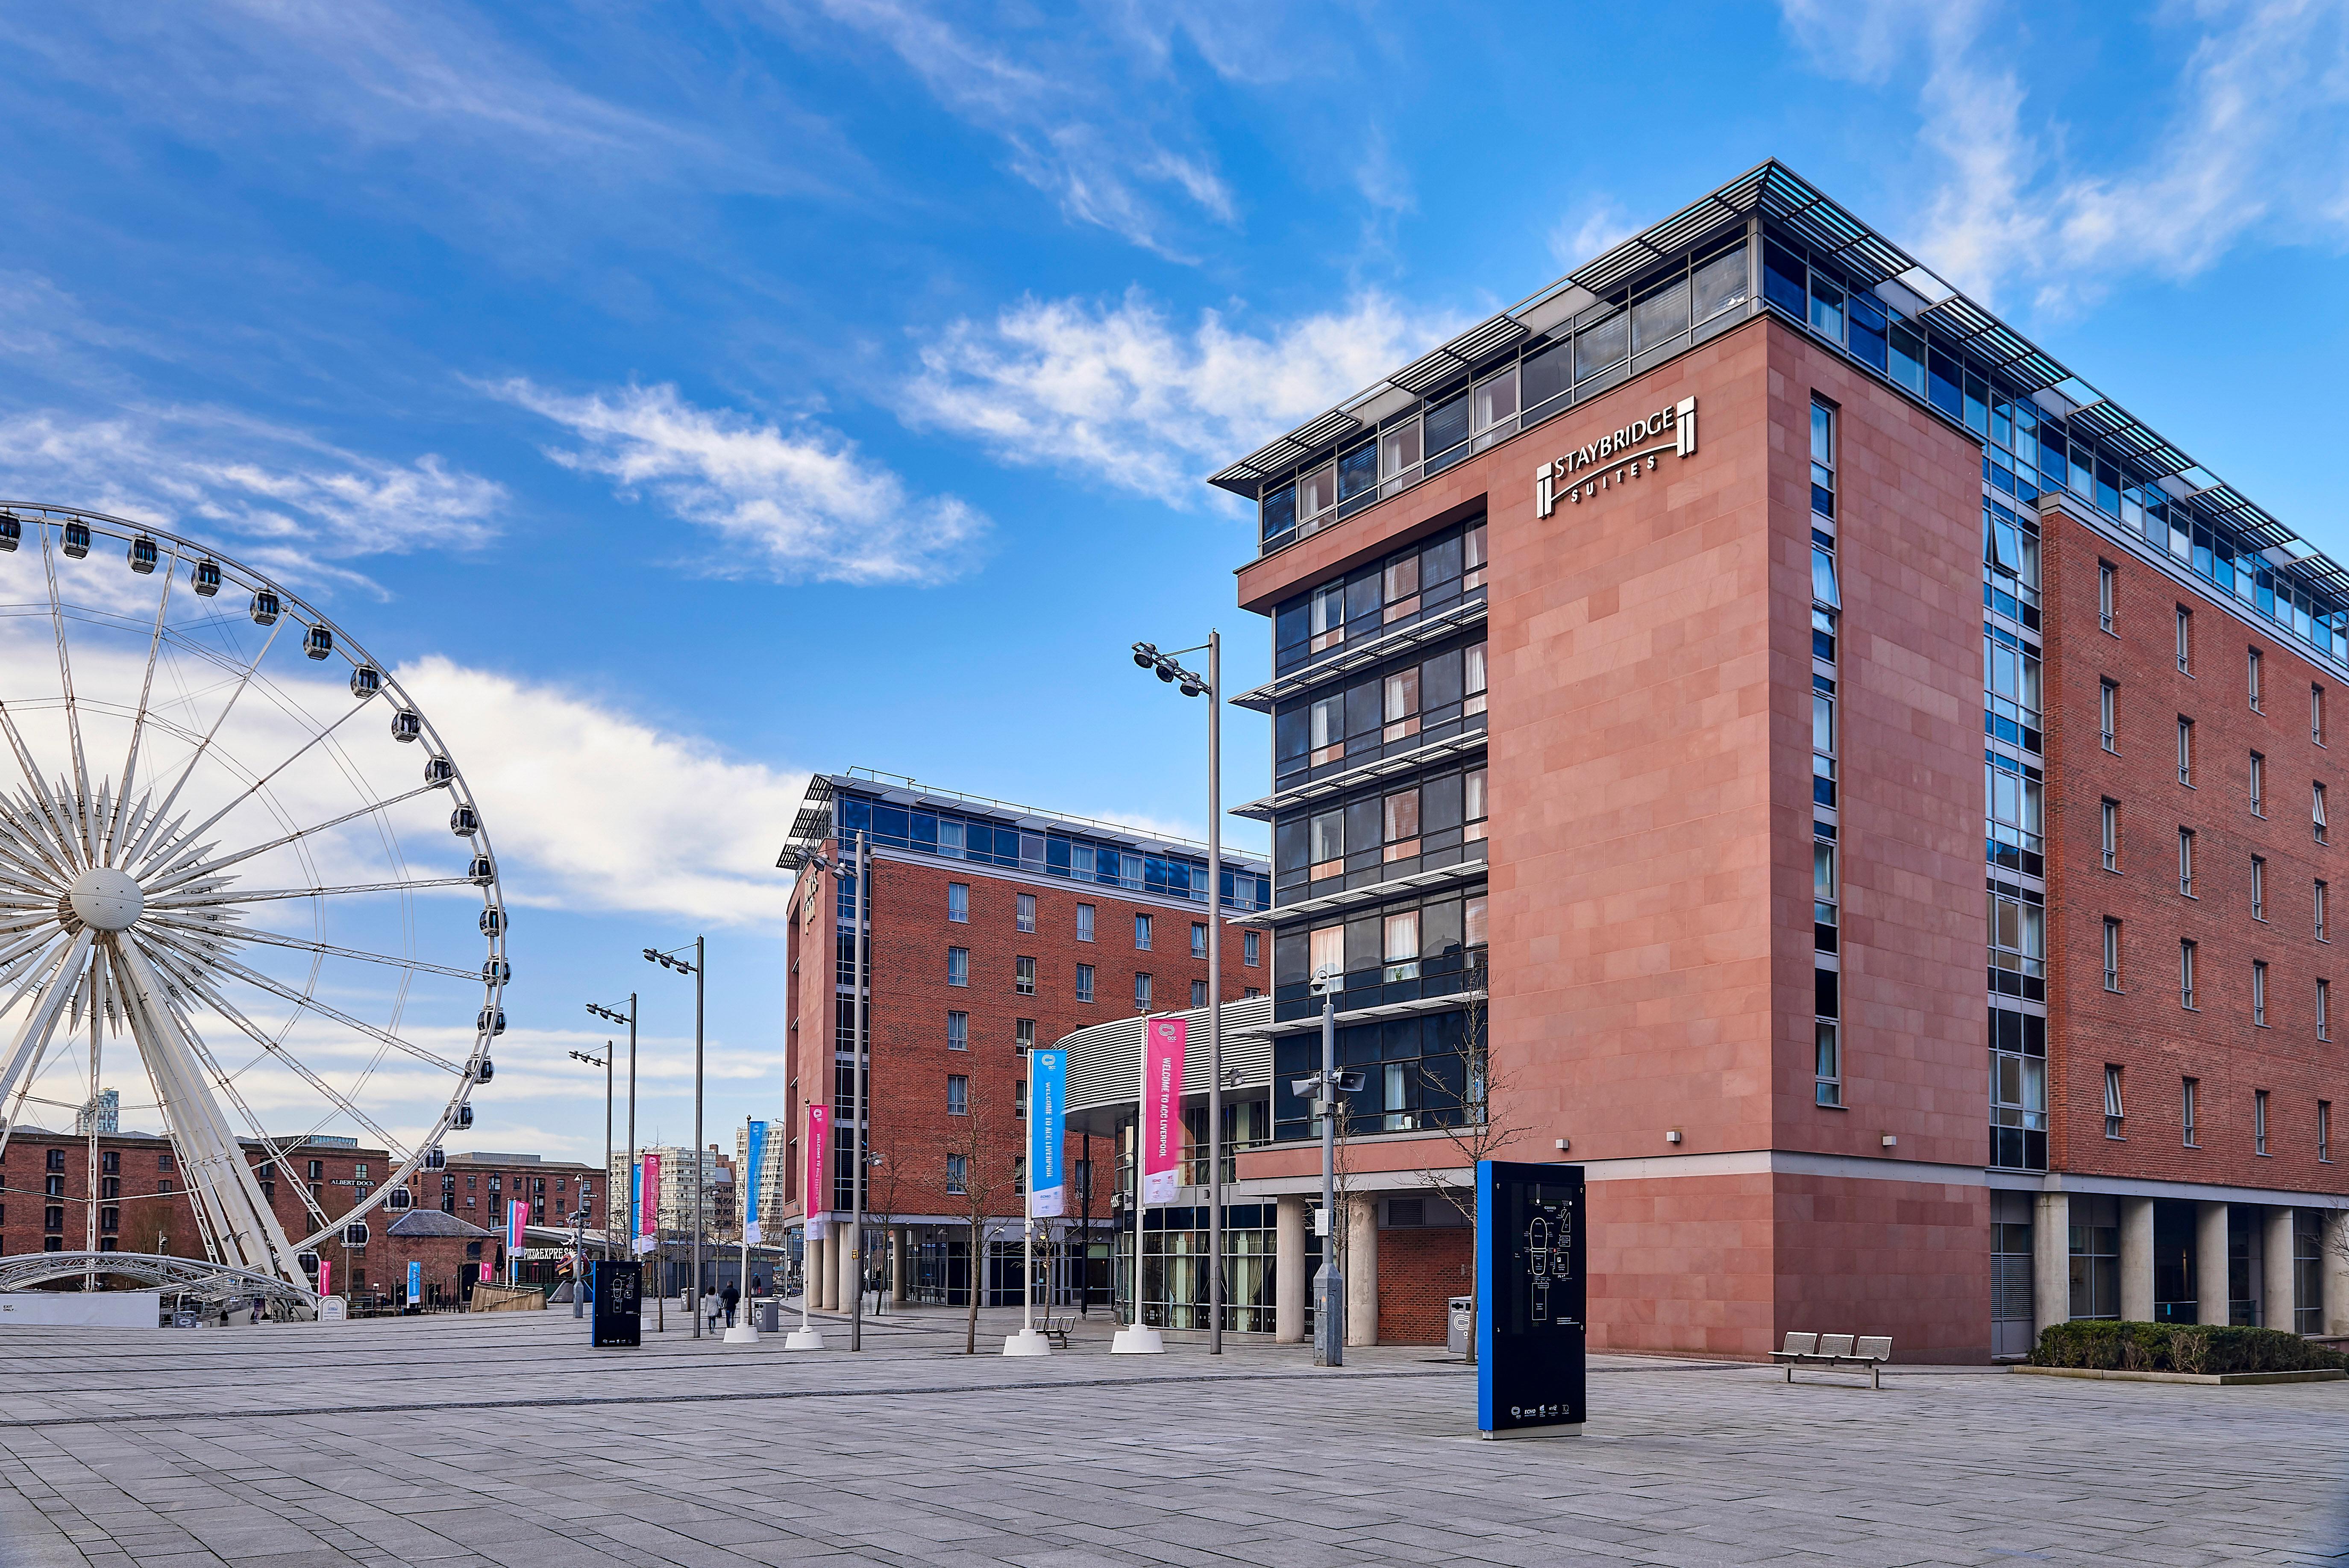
[906,289,1463,499]
[496,380,988,587]
[1781,0,2349,308]
[1548,197,1638,271]
[394,653,807,927]
[0,407,503,594]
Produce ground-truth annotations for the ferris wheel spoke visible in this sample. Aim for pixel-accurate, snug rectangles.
[145,917,481,982]
[37,528,95,862]
[142,693,376,881]
[143,783,447,899]
[0,929,90,1148]
[104,555,178,864]
[111,933,299,1277]
[149,875,478,909]
[134,926,468,1077]
[0,708,80,874]
[120,611,289,871]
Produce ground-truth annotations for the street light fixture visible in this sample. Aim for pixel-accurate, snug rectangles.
[1130,633,1226,1354]
[644,940,706,1338]
[585,997,638,1283]
[1299,964,1354,1366]
[805,834,871,1351]
[567,1044,612,1311]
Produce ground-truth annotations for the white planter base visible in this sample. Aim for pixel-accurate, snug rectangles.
[1001,1328,1054,1357]
[722,1324,760,1345]
[1109,1326,1165,1355]
[782,1328,827,1350]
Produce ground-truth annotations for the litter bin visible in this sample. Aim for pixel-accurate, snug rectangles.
[754,1298,780,1333]
[1447,1296,1474,1358]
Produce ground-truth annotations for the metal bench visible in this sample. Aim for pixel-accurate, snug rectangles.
[1770,1332,1893,1388]
[1042,1315,1075,1349]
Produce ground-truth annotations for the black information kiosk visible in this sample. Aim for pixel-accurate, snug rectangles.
[1476,1160,1586,1437]
[589,1259,642,1348]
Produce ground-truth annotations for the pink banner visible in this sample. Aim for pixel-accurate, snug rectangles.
[316,1258,332,1298]
[480,1260,493,1282]
[1139,1016,1185,1206]
[805,1104,829,1238]
[640,1153,661,1238]
[508,1198,527,1251]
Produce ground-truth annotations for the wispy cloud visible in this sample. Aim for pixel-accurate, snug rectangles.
[1547,197,1638,270]
[0,408,503,593]
[799,0,1240,257]
[1781,0,2349,309]
[496,380,988,586]
[905,290,1462,500]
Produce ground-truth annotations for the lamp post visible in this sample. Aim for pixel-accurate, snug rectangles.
[644,941,707,1337]
[566,1047,610,1318]
[585,998,637,1272]
[1132,634,1226,1354]
[804,834,871,1351]
[1293,968,1362,1367]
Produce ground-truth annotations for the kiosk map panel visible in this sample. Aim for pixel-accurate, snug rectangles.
[1476,1160,1586,1437]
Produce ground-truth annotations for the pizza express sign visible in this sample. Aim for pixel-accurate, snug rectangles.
[1534,396,1698,518]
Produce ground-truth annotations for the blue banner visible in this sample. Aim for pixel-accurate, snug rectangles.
[744,1119,768,1226]
[1028,1048,1066,1218]
[407,1259,422,1305]
[630,1159,641,1238]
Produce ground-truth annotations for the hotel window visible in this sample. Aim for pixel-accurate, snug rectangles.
[1815,1022,1841,1108]
[1383,666,1420,742]
[1309,691,1345,766]
[2250,752,2266,816]
[1309,581,1345,652]
[1812,540,1841,609]
[1383,549,1423,623]
[946,1076,968,1116]
[1191,922,1208,959]
[1384,788,1421,861]
[947,947,969,987]
[1812,605,1837,663]
[2321,880,2331,941]
[2249,647,2264,711]
[2323,1101,2334,1163]
[1378,417,1422,498]
[1308,807,1344,880]
[1813,675,1837,807]
[1015,956,1036,996]
[1016,893,1036,934]
[1465,766,1489,842]
[1075,965,1095,1003]
[2320,979,2331,1042]
[1134,914,1152,950]
[1463,522,1487,591]
[2101,800,2120,872]
[1190,979,1208,1007]
[946,1154,968,1195]
[2253,855,2267,920]
[2175,607,2191,672]
[946,883,968,923]
[2102,918,2122,991]
[1464,641,1488,717]
[2318,780,2332,844]
[1988,886,2044,991]
[1383,910,1421,982]
[2254,960,2268,1026]
[2105,1066,2125,1139]
[2180,939,2197,1009]
[1810,401,1836,519]
[1813,837,1838,954]
[2318,684,2329,746]
[2100,680,2118,752]
[1135,973,1153,1007]
[2177,717,2193,785]
[1471,363,1519,452]
[1244,931,1260,967]
[1985,625,2038,747]
[2256,1089,2271,1155]
[2099,561,2117,633]
[1986,752,2043,872]
[2176,828,2194,897]
[1076,903,1095,942]
[1989,1007,2046,1169]
[2183,1078,2199,1146]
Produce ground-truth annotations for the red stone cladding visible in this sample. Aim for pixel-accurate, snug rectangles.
[2043,502,2349,1195]
[1377,1225,1471,1345]
[779,846,1263,1222]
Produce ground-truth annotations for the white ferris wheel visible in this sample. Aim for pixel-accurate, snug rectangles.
[0,504,505,1301]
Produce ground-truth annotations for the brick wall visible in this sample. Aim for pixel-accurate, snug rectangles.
[1377,1224,1472,1345]
[2045,501,2349,1193]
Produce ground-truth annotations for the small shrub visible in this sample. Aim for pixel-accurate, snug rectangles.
[2030,1320,2347,1374]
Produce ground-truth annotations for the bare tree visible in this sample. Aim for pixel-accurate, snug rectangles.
[1415,985,1518,1360]
[943,1077,1014,1354]
[863,1129,908,1312]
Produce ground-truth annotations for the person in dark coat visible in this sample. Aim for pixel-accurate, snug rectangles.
[721,1280,740,1327]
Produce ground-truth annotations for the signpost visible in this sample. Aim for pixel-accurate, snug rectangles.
[1112,1018,1183,1354]
[1475,1160,1586,1439]
[1004,1048,1066,1356]
[590,1259,642,1347]
[785,1103,828,1349]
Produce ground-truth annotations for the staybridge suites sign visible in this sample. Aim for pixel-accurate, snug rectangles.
[1534,396,1697,518]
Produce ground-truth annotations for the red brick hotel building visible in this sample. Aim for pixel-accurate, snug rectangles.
[1194,161,2349,1360]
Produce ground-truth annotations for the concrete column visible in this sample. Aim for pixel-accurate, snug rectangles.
[812,1233,834,1311]
[890,1226,907,1305]
[2196,1201,2231,1327]
[1345,1193,1379,1348]
[2031,1191,2070,1336]
[837,1223,860,1313]
[2264,1207,2297,1333]
[1274,1195,1307,1344]
[2325,1210,2349,1336]
[2119,1197,2155,1323]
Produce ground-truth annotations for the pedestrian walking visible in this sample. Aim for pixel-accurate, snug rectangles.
[722,1279,740,1327]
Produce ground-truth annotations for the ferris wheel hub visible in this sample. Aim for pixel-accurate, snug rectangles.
[67,866,144,931]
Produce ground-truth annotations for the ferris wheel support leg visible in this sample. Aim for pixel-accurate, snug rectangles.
[112,934,304,1285]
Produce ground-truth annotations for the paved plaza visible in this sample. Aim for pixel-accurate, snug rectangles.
[0,1303,2343,1568]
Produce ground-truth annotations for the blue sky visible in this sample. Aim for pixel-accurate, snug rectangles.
[2,0,2344,1167]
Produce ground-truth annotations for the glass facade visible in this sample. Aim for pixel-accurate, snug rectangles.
[1111,1203,1298,1335]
